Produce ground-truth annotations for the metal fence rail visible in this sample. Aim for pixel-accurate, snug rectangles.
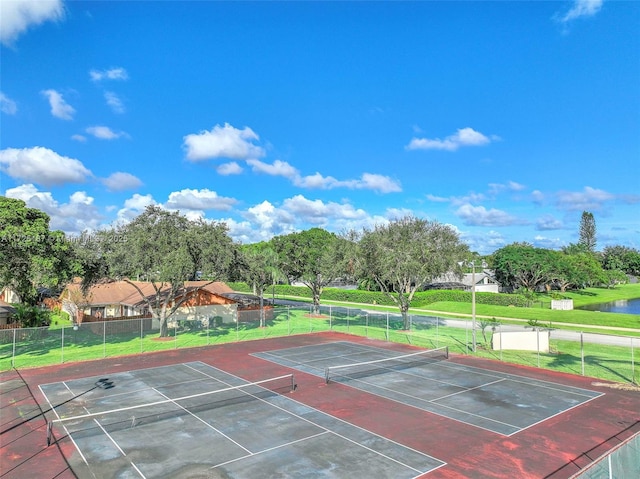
[0,305,637,384]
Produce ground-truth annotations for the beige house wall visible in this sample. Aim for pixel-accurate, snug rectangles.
[170,303,238,326]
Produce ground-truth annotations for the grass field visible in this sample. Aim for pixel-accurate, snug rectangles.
[2,306,637,384]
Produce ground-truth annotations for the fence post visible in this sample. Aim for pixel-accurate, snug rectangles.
[61,326,64,364]
[287,306,290,336]
[537,330,540,368]
[329,305,332,330]
[632,337,636,385]
[347,308,350,333]
[386,313,389,341]
[365,314,368,338]
[11,328,16,368]
[103,321,106,358]
[581,332,585,376]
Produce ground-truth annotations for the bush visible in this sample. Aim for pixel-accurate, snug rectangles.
[10,304,51,327]
[228,282,528,309]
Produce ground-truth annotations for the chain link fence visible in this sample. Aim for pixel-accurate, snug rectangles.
[0,304,637,384]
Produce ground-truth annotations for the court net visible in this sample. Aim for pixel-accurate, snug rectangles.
[46,373,296,446]
[324,346,448,384]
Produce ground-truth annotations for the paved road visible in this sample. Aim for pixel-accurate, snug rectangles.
[274,299,638,347]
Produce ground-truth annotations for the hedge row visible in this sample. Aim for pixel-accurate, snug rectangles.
[227,283,528,308]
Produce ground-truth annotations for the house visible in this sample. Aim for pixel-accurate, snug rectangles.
[426,271,500,293]
[0,300,16,326]
[60,280,242,326]
[0,287,20,304]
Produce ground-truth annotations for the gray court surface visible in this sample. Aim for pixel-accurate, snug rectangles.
[40,362,444,479]
[252,341,604,436]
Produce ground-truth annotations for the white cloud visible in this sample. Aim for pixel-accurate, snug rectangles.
[165,188,237,211]
[248,160,401,194]
[459,229,506,255]
[41,89,75,120]
[536,215,565,231]
[248,158,298,178]
[488,181,526,196]
[183,123,265,161]
[71,134,87,142]
[0,146,92,186]
[0,0,64,46]
[116,193,156,223]
[217,162,243,175]
[5,184,102,233]
[224,211,297,244]
[89,67,129,82]
[555,186,614,211]
[426,194,449,203]
[531,190,546,205]
[455,203,524,227]
[85,125,129,140]
[282,195,368,225]
[406,127,492,152]
[0,92,17,114]
[355,173,402,193]
[102,172,143,192]
[557,0,603,23]
[104,91,125,114]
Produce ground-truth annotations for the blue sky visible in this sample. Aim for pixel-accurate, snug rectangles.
[1,0,638,254]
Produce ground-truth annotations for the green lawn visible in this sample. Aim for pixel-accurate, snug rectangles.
[2,286,638,385]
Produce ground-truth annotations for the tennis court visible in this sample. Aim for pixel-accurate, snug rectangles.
[252,341,603,436]
[4,332,639,479]
[40,361,444,479]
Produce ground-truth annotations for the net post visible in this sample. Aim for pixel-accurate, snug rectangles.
[46,420,52,446]
[445,346,449,359]
[324,367,330,384]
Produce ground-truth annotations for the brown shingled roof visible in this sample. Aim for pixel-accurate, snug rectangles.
[62,280,234,307]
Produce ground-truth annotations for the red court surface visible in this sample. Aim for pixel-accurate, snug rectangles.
[2,331,639,479]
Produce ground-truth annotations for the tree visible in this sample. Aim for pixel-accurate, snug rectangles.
[579,211,597,252]
[239,244,280,327]
[491,243,555,292]
[272,228,345,314]
[356,216,467,329]
[602,246,640,276]
[0,197,78,304]
[95,206,235,337]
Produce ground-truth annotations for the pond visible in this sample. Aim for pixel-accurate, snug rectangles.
[578,298,640,314]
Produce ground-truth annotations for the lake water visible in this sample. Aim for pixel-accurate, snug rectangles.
[578,298,640,314]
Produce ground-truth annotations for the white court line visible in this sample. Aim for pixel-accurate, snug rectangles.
[184,363,442,476]
[210,431,331,470]
[430,360,603,398]
[338,373,522,433]
[153,388,253,454]
[46,382,146,478]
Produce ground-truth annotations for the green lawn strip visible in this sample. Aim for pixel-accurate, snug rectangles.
[2,307,637,385]
[279,292,640,336]
[421,301,640,329]
[560,283,640,307]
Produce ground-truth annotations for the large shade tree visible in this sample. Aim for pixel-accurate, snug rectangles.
[92,206,236,336]
[356,216,467,329]
[0,197,78,305]
[491,243,556,292]
[272,228,346,314]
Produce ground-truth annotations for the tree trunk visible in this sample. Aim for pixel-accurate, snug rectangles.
[259,292,265,328]
[400,302,410,330]
[159,313,168,337]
